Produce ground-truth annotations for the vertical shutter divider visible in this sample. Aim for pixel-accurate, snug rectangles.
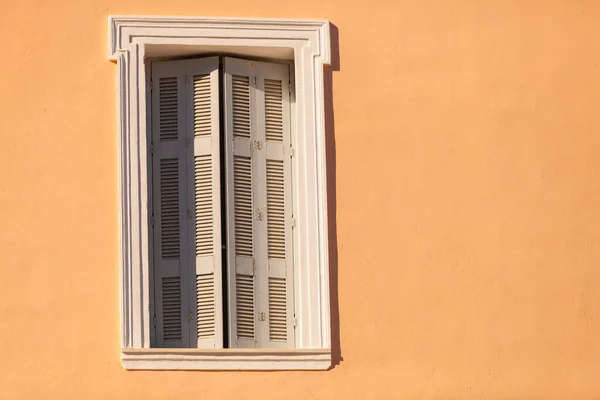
[253,73,269,347]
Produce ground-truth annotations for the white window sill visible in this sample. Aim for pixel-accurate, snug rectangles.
[121,348,331,370]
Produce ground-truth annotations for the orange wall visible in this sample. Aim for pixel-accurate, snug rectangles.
[2,0,600,398]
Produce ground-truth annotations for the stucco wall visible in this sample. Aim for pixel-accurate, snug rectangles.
[2,0,600,398]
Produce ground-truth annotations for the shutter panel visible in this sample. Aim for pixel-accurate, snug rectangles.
[185,57,223,348]
[261,66,294,348]
[152,57,222,349]
[224,61,256,348]
[152,60,190,348]
[224,58,294,348]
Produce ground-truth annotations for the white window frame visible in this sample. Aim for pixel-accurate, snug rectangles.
[108,15,332,370]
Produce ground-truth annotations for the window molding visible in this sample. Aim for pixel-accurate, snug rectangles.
[121,349,331,370]
[108,15,332,370]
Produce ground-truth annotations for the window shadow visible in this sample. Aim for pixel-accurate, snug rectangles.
[325,23,342,369]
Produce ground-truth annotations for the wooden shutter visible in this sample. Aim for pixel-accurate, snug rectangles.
[262,72,294,348]
[185,58,223,348]
[151,57,222,349]
[152,60,189,348]
[224,58,294,348]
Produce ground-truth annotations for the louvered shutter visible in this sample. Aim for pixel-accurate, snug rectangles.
[224,58,294,348]
[261,70,294,348]
[152,60,189,348]
[184,58,223,348]
[151,57,222,349]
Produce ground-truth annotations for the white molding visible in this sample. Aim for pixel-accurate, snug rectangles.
[108,16,330,63]
[121,349,331,370]
[109,15,331,370]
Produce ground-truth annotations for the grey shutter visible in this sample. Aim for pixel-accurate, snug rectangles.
[262,70,294,348]
[185,58,223,348]
[224,57,294,348]
[152,57,222,349]
[152,60,190,348]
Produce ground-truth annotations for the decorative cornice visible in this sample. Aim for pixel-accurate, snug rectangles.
[108,15,331,64]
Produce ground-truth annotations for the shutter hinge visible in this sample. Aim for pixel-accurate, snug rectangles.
[151,215,155,227]
[150,144,154,156]
[290,147,294,158]
[293,317,298,327]
[188,310,193,321]
[252,257,257,273]
[149,80,153,92]
[153,314,157,327]
[291,217,296,229]
[252,140,262,151]
[251,76,258,85]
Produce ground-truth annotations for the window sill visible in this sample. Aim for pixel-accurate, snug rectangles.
[121,348,331,370]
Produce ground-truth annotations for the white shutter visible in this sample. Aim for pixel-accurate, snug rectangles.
[152,60,190,348]
[184,57,223,349]
[262,71,294,348]
[152,57,222,349]
[224,58,294,348]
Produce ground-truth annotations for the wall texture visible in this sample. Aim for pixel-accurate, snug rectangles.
[2,0,600,398]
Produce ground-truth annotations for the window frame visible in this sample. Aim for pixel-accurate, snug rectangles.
[109,16,332,370]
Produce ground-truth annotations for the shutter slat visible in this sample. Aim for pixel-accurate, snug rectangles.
[268,277,287,342]
[267,159,286,260]
[264,79,284,143]
[234,156,253,258]
[160,158,180,259]
[162,276,182,341]
[193,74,212,137]
[159,77,179,141]
[196,274,215,339]
[232,75,251,139]
[194,155,213,256]
[236,274,255,339]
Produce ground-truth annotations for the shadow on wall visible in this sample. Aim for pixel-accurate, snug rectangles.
[325,23,342,369]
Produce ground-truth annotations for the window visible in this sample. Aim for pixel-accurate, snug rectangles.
[151,56,294,349]
[109,16,331,370]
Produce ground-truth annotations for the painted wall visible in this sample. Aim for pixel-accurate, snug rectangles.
[2,0,600,398]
